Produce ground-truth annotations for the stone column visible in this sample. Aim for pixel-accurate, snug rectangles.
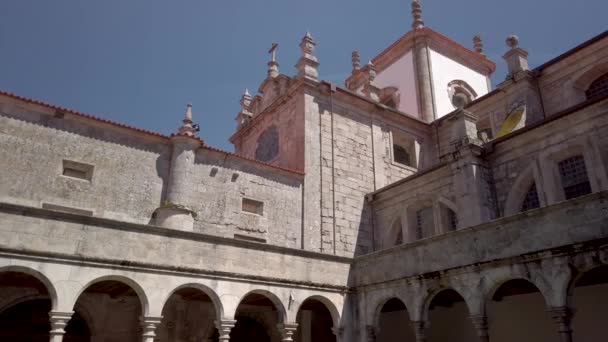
[277,322,298,341]
[469,315,490,342]
[411,321,427,342]
[365,325,376,342]
[49,311,73,342]
[549,307,574,342]
[141,316,163,342]
[412,31,435,123]
[215,319,236,342]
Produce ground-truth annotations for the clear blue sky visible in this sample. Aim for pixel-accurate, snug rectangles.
[1,1,605,150]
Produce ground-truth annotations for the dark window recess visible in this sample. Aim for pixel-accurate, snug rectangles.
[447,209,458,231]
[395,228,403,245]
[558,155,592,200]
[415,207,434,239]
[393,144,411,166]
[520,183,541,212]
[242,198,264,215]
[585,73,608,100]
[62,160,94,181]
[255,126,279,162]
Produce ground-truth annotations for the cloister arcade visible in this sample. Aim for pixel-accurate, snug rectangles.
[0,257,343,342]
[367,251,608,342]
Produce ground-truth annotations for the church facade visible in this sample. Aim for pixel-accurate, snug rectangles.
[0,1,607,341]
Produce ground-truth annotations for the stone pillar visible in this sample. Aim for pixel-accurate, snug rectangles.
[503,35,529,77]
[412,31,435,123]
[469,315,490,342]
[140,316,163,342]
[549,307,574,342]
[215,319,236,342]
[365,325,376,342]
[411,321,427,342]
[49,311,73,342]
[277,322,298,341]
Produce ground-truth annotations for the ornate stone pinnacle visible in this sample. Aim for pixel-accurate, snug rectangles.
[367,60,376,82]
[240,89,252,112]
[300,32,316,55]
[473,34,484,55]
[178,103,197,136]
[296,31,319,81]
[411,0,424,30]
[506,35,520,49]
[352,49,361,72]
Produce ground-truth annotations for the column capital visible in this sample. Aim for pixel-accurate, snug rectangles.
[277,322,298,341]
[548,307,574,342]
[469,315,489,342]
[141,316,163,342]
[49,311,74,342]
[215,319,236,342]
[365,324,376,342]
[411,321,427,342]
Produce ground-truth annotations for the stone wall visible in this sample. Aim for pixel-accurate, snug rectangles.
[0,96,170,225]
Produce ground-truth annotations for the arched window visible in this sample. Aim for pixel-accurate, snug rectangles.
[558,155,591,200]
[255,125,279,162]
[393,145,411,166]
[520,183,540,212]
[585,73,608,100]
[448,80,478,109]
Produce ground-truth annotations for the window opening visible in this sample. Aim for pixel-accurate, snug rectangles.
[242,198,264,215]
[393,145,411,166]
[447,209,458,231]
[62,160,94,181]
[520,183,540,212]
[585,73,608,100]
[558,155,591,200]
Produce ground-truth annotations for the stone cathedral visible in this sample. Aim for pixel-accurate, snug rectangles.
[0,1,607,342]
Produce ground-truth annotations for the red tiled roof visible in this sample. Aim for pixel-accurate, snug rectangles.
[0,89,304,176]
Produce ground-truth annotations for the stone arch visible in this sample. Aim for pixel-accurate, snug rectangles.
[566,258,608,306]
[421,286,473,322]
[503,162,544,216]
[372,295,410,328]
[484,274,552,307]
[0,294,48,314]
[297,295,341,328]
[237,289,287,323]
[573,62,608,91]
[0,265,58,310]
[160,282,224,321]
[436,196,459,232]
[73,274,150,316]
[385,214,404,248]
[448,80,478,108]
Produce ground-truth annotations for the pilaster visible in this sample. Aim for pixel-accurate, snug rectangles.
[49,311,73,342]
[412,31,435,122]
[141,316,163,342]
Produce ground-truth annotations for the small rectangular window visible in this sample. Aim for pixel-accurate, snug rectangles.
[558,155,591,200]
[415,207,434,239]
[242,198,264,215]
[62,160,94,181]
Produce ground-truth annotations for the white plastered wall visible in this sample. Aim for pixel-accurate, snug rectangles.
[374,51,420,117]
[429,49,490,119]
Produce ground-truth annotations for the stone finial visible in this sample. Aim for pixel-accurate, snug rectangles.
[352,49,361,72]
[236,89,254,128]
[267,43,280,78]
[506,35,520,49]
[411,0,424,30]
[503,34,529,77]
[177,103,197,136]
[296,31,319,81]
[367,60,377,82]
[240,88,252,111]
[473,34,484,55]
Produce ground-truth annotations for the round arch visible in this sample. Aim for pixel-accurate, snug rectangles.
[0,265,58,310]
[573,62,608,90]
[297,295,341,328]
[373,295,410,328]
[484,276,551,305]
[421,286,472,322]
[237,289,287,323]
[566,263,608,304]
[503,162,544,216]
[160,283,224,320]
[73,275,150,316]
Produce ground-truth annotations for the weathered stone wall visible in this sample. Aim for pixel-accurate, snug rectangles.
[0,96,170,225]
[189,148,303,247]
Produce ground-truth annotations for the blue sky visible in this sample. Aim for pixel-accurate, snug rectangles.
[1,1,605,150]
